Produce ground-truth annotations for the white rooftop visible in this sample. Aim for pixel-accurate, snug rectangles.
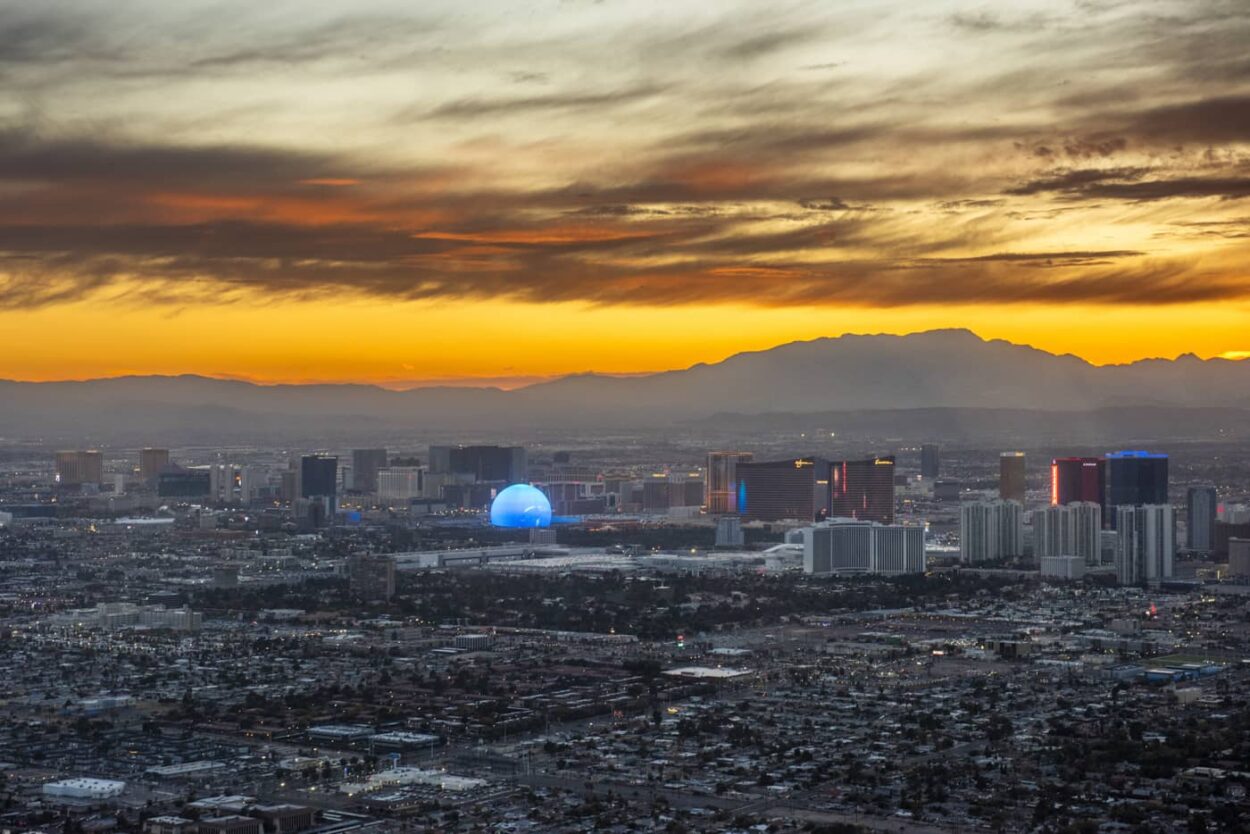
[661,666,752,679]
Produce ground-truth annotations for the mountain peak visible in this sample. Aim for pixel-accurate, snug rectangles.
[3,331,1250,440]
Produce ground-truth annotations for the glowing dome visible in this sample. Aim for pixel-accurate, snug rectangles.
[490,484,552,528]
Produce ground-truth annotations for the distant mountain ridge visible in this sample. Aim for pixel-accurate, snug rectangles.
[3,329,1249,441]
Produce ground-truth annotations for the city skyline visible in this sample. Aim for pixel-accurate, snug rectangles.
[5,3,1250,828]
[2,0,1249,383]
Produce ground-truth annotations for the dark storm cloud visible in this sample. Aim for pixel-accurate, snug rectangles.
[415,84,669,120]
[677,124,885,156]
[716,27,823,60]
[1021,94,1250,160]
[0,6,114,65]
[863,260,1239,306]
[0,129,365,190]
[0,119,1213,313]
[918,250,1143,265]
[1,258,1217,309]
[499,257,1243,308]
[0,3,446,85]
[1011,89,1250,170]
[935,199,1007,211]
[1145,9,1250,84]
[665,218,888,259]
[562,204,676,217]
[0,222,456,263]
[188,15,441,70]
[528,163,974,206]
[1,206,1245,312]
[1124,95,1250,144]
[1023,137,1128,160]
[1004,167,1151,196]
[0,263,117,309]
[1006,165,1250,201]
[1082,178,1250,201]
[947,11,1003,32]
[798,198,852,211]
[509,71,550,85]
[1165,217,1250,238]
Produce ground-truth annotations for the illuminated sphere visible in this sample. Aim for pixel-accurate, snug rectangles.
[490,484,552,528]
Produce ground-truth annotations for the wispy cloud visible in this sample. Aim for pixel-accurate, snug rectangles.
[0,0,1247,319]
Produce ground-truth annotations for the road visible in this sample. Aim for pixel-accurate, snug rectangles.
[515,772,972,832]
[516,773,741,811]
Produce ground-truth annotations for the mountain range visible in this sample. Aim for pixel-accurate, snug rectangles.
[3,329,1249,443]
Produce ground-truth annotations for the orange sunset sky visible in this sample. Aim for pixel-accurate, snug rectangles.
[2,0,1249,386]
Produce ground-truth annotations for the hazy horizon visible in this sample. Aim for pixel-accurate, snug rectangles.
[4,327,1250,388]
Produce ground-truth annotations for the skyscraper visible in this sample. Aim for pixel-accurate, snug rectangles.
[1216,520,1250,558]
[1106,451,1168,519]
[1115,504,1174,587]
[157,465,210,498]
[1033,501,1102,566]
[706,451,753,514]
[959,499,1024,564]
[874,525,927,574]
[300,455,338,498]
[735,457,828,522]
[802,520,925,575]
[999,452,1026,503]
[1229,538,1250,578]
[429,445,526,482]
[668,473,704,509]
[238,465,269,504]
[351,448,389,493]
[805,520,872,573]
[920,444,941,479]
[139,448,170,483]
[208,463,235,503]
[1051,457,1105,520]
[55,450,104,486]
[377,467,425,502]
[828,456,895,523]
[1186,486,1218,553]
[642,475,671,512]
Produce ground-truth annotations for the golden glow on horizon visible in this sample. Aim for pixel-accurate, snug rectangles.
[3,1,1249,385]
[2,295,1248,386]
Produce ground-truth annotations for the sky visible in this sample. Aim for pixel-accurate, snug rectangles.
[2,0,1249,386]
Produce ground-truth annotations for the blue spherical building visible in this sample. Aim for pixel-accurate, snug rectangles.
[490,484,552,528]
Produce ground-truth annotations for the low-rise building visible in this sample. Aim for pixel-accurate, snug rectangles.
[42,778,125,800]
[1040,555,1086,581]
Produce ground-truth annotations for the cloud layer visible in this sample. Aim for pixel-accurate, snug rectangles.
[1,0,1249,313]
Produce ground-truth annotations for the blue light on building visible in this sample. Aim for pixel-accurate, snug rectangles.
[489,484,552,528]
[1105,450,1169,524]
